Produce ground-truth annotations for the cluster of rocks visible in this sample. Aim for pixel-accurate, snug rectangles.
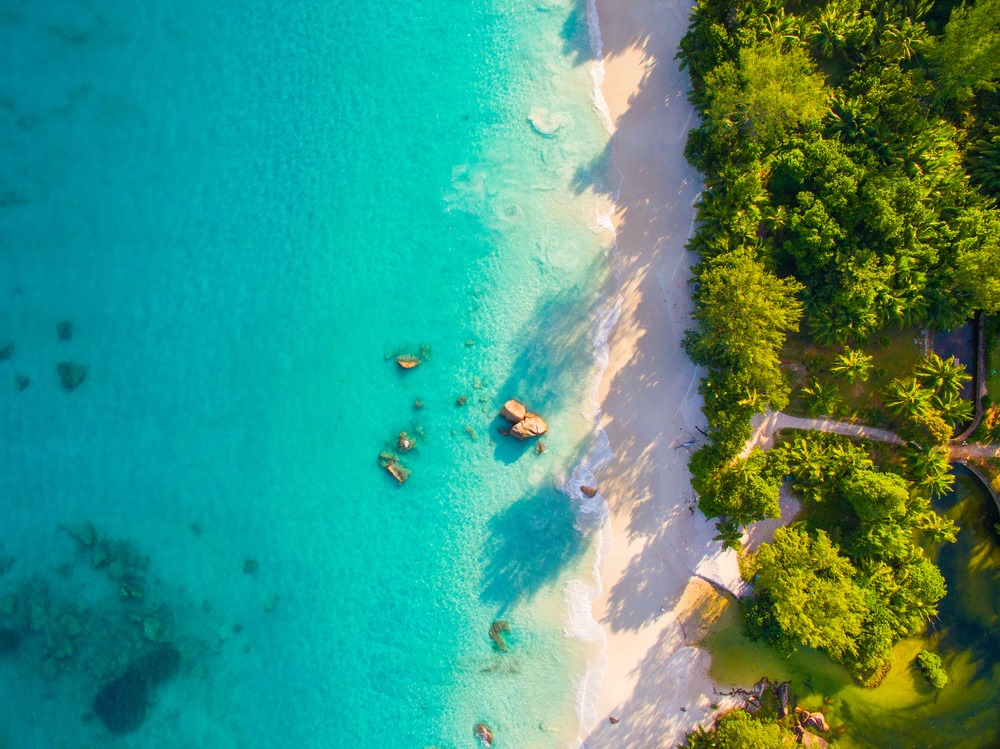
[793,706,831,747]
[721,677,832,748]
[0,319,85,392]
[382,347,433,483]
[61,521,150,601]
[0,522,218,739]
[497,399,548,441]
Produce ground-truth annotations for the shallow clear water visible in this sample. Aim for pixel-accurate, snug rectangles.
[706,467,1000,749]
[0,0,613,746]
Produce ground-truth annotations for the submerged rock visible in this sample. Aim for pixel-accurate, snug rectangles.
[0,593,18,617]
[61,521,96,548]
[14,374,29,391]
[508,412,548,441]
[378,452,410,483]
[0,555,14,576]
[243,559,259,575]
[92,538,111,568]
[0,627,21,654]
[57,361,87,390]
[499,399,526,424]
[396,355,421,369]
[0,343,13,361]
[119,575,146,601]
[93,646,181,735]
[473,723,493,746]
[56,320,73,341]
[489,620,511,652]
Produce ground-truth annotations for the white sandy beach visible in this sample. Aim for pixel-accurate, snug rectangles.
[585,0,746,745]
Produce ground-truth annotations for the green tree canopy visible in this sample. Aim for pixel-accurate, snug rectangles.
[752,527,867,662]
[685,248,803,414]
[704,38,830,147]
[841,469,909,522]
[696,448,784,525]
[928,0,1000,103]
[681,708,797,749]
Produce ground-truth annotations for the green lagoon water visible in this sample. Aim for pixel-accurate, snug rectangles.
[707,467,1000,749]
[0,0,617,746]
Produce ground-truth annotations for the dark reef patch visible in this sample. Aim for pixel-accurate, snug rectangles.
[0,627,21,654]
[92,645,180,734]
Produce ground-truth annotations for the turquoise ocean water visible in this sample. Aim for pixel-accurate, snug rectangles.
[0,0,615,747]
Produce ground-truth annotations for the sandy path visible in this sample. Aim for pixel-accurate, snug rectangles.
[584,1,744,746]
[741,410,905,456]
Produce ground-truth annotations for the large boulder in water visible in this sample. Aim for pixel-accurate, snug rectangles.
[801,711,830,732]
[474,723,493,746]
[499,399,527,424]
[93,646,180,735]
[508,412,548,440]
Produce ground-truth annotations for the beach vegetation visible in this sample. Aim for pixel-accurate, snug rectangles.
[695,447,785,525]
[915,649,949,688]
[741,433,952,685]
[830,347,873,384]
[678,0,998,693]
[680,0,1000,437]
[678,707,798,748]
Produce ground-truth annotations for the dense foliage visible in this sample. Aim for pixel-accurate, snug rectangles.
[677,0,994,689]
[679,708,798,748]
[742,433,953,684]
[679,0,1000,442]
[916,649,950,688]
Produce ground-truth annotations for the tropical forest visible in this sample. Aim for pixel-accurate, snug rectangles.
[675,0,1000,746]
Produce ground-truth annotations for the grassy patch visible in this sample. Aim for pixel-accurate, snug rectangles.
[781,325,924,424]
[985,316,1000,405]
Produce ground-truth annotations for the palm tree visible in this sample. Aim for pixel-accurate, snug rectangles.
[812,4,849,58]
[933,391,974,426]
[968,133,1000,196]
[802,378,842,417]
[915,353,971,398]
[921,472,957,502]
[738,388,763,411]
[884,377,931,418]
[831,347,874,384]
[877,18,928,61]
[713,519,743,552]
[901,446,954,497]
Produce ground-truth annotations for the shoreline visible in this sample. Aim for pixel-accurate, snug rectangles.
[581,0,744,745]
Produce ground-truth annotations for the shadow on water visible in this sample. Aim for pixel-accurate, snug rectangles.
[488,251,610,465]
[560,0,596,66]
[480,487,585,612]
[480,250,610,609]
